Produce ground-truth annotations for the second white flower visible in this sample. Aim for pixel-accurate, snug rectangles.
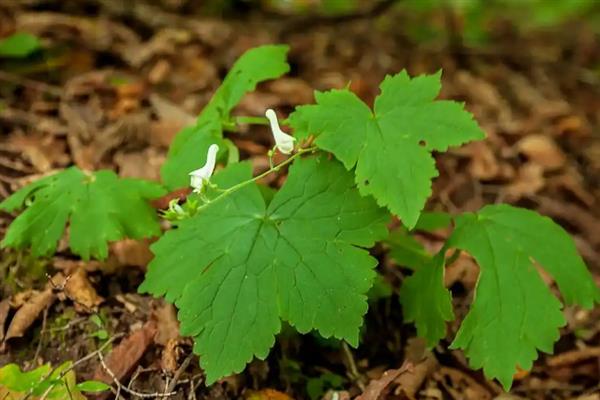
[266,109,296,154]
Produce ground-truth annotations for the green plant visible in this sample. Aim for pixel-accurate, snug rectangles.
[0,32,41,58]
[0,362,110,398]
[1,44,598,390]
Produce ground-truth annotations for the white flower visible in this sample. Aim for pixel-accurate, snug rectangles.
[189,144,219,193]
[265,109,296,154]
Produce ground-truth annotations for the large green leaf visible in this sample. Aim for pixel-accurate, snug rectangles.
[289,70,485,228]
[140,156,389,383]
[0,168,165,259]
[446,204,600,389]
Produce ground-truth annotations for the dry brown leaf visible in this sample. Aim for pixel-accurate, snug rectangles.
[516,134,567,171]
[53,258,103,273]
[0,299,10,342]
[109,97,141,119]
[467,142,500,180]
[549,171,595,207]
[149,93,196,126]
[433,366,492,400]
[574,394,600,400]
[160,337,180,373]
[4,288,55,341]
[245,388,293,400]
[153,302,180,346]
[148,59,172,84]
[114,148,164,181]
[237,91,282,116]
[149,120,186,147]
[394,338,439,399]
[64,269,104,312]
[93,321,157,384]
[355,362,412,400]
[503,163,545,201]
[536,197,600,247]
[10,290,36,308]
[109,238,154,269]
[546,347,600,368]
[266,78,314,105]
[6,132,68,172]
[323,391,351,400]
[445,252,479,290]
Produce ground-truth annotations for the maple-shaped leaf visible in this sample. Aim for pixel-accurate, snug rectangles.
[140,156,389,383]
[289,70,485,228]
[161,44,290,189]
[446,204,600,389]
[0,167,165,260]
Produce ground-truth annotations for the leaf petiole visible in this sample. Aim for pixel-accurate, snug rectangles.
[195,146,318,214]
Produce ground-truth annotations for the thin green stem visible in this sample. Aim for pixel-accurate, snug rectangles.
[195,146,318,213]
[234,116,290,126]
[235,116,270,126]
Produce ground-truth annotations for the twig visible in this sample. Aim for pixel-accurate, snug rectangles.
[165,352,194,395]
[0,70,62,96]
[97,350,177,398]
[342,341,366,391]
[32,308,48,363]
[46,317,87,332]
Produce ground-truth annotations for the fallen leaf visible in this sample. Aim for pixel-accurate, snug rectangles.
[394,338,439,399]
[9,290,35,308]
[548,171,595,207]
[323,391,351,400]
[355,362,412,400]
[147,93,196,148]
[93,321,157,384]
[114,148,164,181]
[0,299,10,342]
[266,78,314,105]
[246,388,293,400]
[149,93,195,126]
[6,132,69,172]
[109,239,154,269]
[147,58,171,84]
[64,269,104,312]
[160,337,180,373]
[503,162,545,201]
[53,258,103,273]
[432,367,492,400]
[4,288,55,341]
[516,134,566,171]
[153,302,179,346]
[466,142,500,180]
[445,252,479,290]
[546,347,600,368]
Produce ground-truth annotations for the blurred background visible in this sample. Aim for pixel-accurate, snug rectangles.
[1,1,600,399]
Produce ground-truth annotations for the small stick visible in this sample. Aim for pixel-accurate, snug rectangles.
[97,350,177,398]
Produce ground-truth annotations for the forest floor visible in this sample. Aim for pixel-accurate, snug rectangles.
[0,1,599,399]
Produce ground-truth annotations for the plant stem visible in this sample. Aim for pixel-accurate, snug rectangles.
[234,116,290,126]
[195,146,318,213]
[235,116,270,126]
